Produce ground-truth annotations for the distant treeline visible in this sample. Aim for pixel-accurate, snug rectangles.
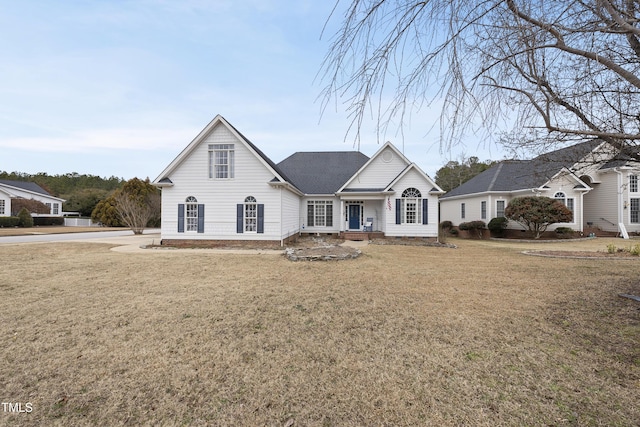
[0,171,126,217]
[0,171,124,197]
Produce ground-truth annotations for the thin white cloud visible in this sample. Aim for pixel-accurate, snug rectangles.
[0,127,198,153]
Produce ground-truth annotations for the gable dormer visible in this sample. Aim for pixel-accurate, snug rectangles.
[339,142,411,192]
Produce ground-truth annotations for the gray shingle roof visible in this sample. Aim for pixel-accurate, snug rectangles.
[223,119,296,186]
[0,179,52,197]
[277,152,370,194]
[441,141,601,199]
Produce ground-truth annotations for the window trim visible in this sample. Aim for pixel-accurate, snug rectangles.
[185,196,198,232]
[630,175,638,193]
[496,200,505,218]
[400,188,422,225]
[630,198,639,223]
[208,144,235,179]
[244,196,257,233]
[307,200,333,227]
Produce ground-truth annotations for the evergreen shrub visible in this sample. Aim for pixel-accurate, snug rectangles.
[487,217,508,236]
[17,208,34,228]
[0,216,20,227]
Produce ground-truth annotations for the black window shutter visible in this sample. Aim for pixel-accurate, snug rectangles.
[257,204,264,234]
[326,203,333,227]
[395,199,401,224]
[236,204,243,233]
[178,204,185,233]
[422,199,428,224]
[197,204,205,233]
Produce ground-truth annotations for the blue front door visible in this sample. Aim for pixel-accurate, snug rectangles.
[348,205,360,230]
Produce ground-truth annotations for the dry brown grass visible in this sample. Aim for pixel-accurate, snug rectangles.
[1,237,639,426]
[0,226,124,237]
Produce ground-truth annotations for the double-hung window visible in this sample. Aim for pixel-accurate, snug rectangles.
[631,176,639,223]
[496,200,505,218]
[631,198,640,223]
[630,175,638,193]
[554,192,574,221]
[0,200,4,215]
[461,203,466,219]
[307,201,333,227]
[481,201,487,219]
[209,144,234,179]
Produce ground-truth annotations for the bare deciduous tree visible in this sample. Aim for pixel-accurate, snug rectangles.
[320,0,640,159]
[113,178,161,235]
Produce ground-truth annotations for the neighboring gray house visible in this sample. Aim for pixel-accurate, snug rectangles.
[153,115,444,245]
[440,141,640,235]
[0,180,65,217]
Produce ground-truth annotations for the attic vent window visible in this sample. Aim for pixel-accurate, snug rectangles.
[382,150,393,163]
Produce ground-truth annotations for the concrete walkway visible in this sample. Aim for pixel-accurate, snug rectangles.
[1,229,370,255]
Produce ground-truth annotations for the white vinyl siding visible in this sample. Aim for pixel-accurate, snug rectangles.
[159,123,289,241]
[384,169,439,238]
[343,147,408,191]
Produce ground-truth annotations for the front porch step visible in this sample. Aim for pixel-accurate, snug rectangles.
[341,231,384,241]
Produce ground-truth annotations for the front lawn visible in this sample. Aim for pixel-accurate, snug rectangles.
[0,239,638,426]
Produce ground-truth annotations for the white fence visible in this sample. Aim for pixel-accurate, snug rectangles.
[64,217,95,227]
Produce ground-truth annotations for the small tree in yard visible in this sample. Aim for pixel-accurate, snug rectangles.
[505,196,572,239]
[113,178,160,235]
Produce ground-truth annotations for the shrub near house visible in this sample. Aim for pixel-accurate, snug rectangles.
[505,196,573,239]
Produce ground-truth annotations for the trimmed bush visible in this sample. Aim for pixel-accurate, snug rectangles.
[554,227,575,238]
[488,217,508,236]
[17,208,33,228]
[33,217,65,226]
[458,220,486,238]
[438,221,453,243]
[0,216,20,227]
[439,220,453,230]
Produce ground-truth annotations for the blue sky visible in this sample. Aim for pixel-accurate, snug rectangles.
[0,0,501,181]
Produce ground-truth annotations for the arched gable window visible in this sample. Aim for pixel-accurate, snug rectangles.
[399,188,423,224]
[244,196,257,232]
[178,196,204,233]
[554,191,574,218]
[236,197,264,234]
[185,196,199,232]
